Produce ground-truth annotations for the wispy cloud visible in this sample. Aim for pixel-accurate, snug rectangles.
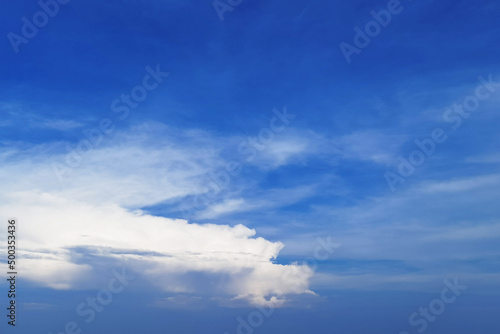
[195,185,317,220]
[336,130,406,165]
[0,103,83,131]
[416,174,500,193]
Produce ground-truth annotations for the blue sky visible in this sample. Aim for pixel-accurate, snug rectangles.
[1,0,500,333]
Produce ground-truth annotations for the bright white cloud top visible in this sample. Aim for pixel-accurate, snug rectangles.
[0,123,314,307]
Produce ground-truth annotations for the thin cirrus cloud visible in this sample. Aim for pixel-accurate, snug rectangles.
[0,103,83,131]
[195,185,317,220]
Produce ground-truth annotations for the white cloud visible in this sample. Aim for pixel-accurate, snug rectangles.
[34,119,83,130]
[254,138,310,168]
[0,124,314,307]
[195,198,248,220]
[195,185,317,220]
[417,174,500,193]
[465,153,500,164]
[0,102,82,130]
[336,130,405,165]
[423,222,500,241]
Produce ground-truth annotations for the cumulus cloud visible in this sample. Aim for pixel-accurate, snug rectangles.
[0,123,314,306]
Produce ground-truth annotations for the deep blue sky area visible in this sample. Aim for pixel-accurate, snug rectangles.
[1,0,500,333]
